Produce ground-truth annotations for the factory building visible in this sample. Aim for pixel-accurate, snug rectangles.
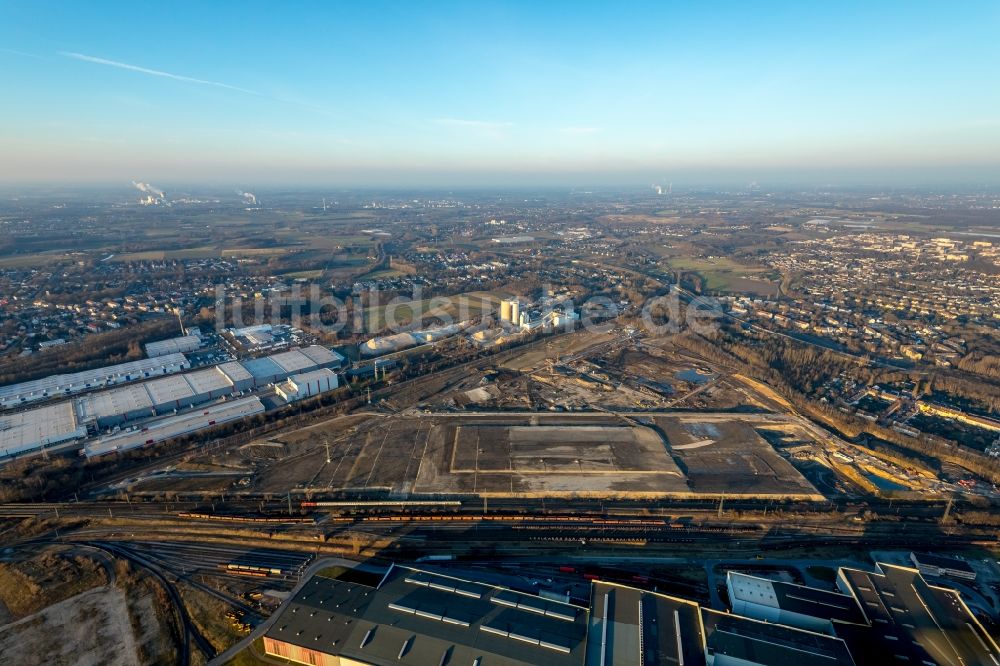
[84,396,265,457]
[909,551,977,581]
[549,309,580,329]
[3,345,344,459]
[701,608,856,666]
[263,564,590,666]
[71,345,344,427]
[0,353,190,409]
[298,344,345,369]
[76,367,237,427]
[275,368,339,403]
[76,384,157,427]
[145,333,202,358]
[217,361,254,392]
[229,324,273,338]
[185,366,238,401]
[0,401,87,458]
[587,581,706,666]
[241,356,287,386]
[726,571,866,634]
[145,375,205,413]
[270,347,332,374]
[241,345,343,386]
[259,562,998,666]
[835,563,997,665]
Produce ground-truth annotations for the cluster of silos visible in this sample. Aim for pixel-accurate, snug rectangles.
[500,298,521,326]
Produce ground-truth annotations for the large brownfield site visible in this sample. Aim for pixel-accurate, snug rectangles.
[124,412,825,500]
[109,331,955,503]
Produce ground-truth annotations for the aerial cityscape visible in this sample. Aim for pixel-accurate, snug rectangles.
[1,2,1000,665]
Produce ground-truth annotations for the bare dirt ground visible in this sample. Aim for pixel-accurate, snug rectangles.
[653,415,820,497]
[0,586,141,666]
[141,335,827,500]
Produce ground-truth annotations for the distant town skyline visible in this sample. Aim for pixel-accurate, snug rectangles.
[2,1,999,185]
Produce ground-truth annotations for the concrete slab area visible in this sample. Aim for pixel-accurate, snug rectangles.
[259,412,821,499]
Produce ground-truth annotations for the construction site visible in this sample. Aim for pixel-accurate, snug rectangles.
[83,327,983,505]
[215,412,819,500]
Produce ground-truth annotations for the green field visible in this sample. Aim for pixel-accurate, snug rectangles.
[363,290,504,330]
[668,256,778,295]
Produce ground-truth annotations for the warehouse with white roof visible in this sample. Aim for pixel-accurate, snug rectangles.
[0,353,190,409]
[3,345,345,459]
[76,384,156,427]
[217,361,254,392]
[145,333,202,358]
[84,396,265,457]
[275,368,339,403]
[0,401,87,458]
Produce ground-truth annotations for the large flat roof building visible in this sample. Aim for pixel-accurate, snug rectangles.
[241,356,286,386]
[701,609,856,666]
[263,564,590,666]
[587,581,706,666]
[0,401,87,458]
[84,396,265,457]
[262,565,881,666]
[216,361,254,392]
[727,571,866,634]
[16,345,343,439]
[298,344,345,369]
[835,563,999,666]
[144,374,198,411]
[275,368,339,403]
[75,366,241,427]
[75,383,156,426]
[243,346,343,386]
[909,551,978,581]
[0,353,189,409]
[145,334,202,358]
[184,366,237,401]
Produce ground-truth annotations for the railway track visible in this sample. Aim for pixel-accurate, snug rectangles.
[83,541,216,665]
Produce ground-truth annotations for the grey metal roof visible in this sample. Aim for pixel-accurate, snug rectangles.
[265,565,590,666]
[589,581,706,666]
[728,572,866,626]
[702,609,856,666]
[837,564,999,666]
[0,353,188,407]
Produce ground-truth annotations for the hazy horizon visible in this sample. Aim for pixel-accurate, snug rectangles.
[2,1,999,186]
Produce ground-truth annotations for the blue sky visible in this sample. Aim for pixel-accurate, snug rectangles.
[1,1,999,186]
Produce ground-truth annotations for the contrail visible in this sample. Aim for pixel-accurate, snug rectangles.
[59,51,335,115]
[0,47,45,59]
[59,51,260,95]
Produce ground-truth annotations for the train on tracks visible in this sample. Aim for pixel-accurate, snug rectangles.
[219,563,288,578]
[177,512,315,524]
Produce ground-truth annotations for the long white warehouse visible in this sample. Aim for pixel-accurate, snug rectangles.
[84,396,265,457]
[0,353,190,409]
[0,401,87,458]
[145,334,202,357]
